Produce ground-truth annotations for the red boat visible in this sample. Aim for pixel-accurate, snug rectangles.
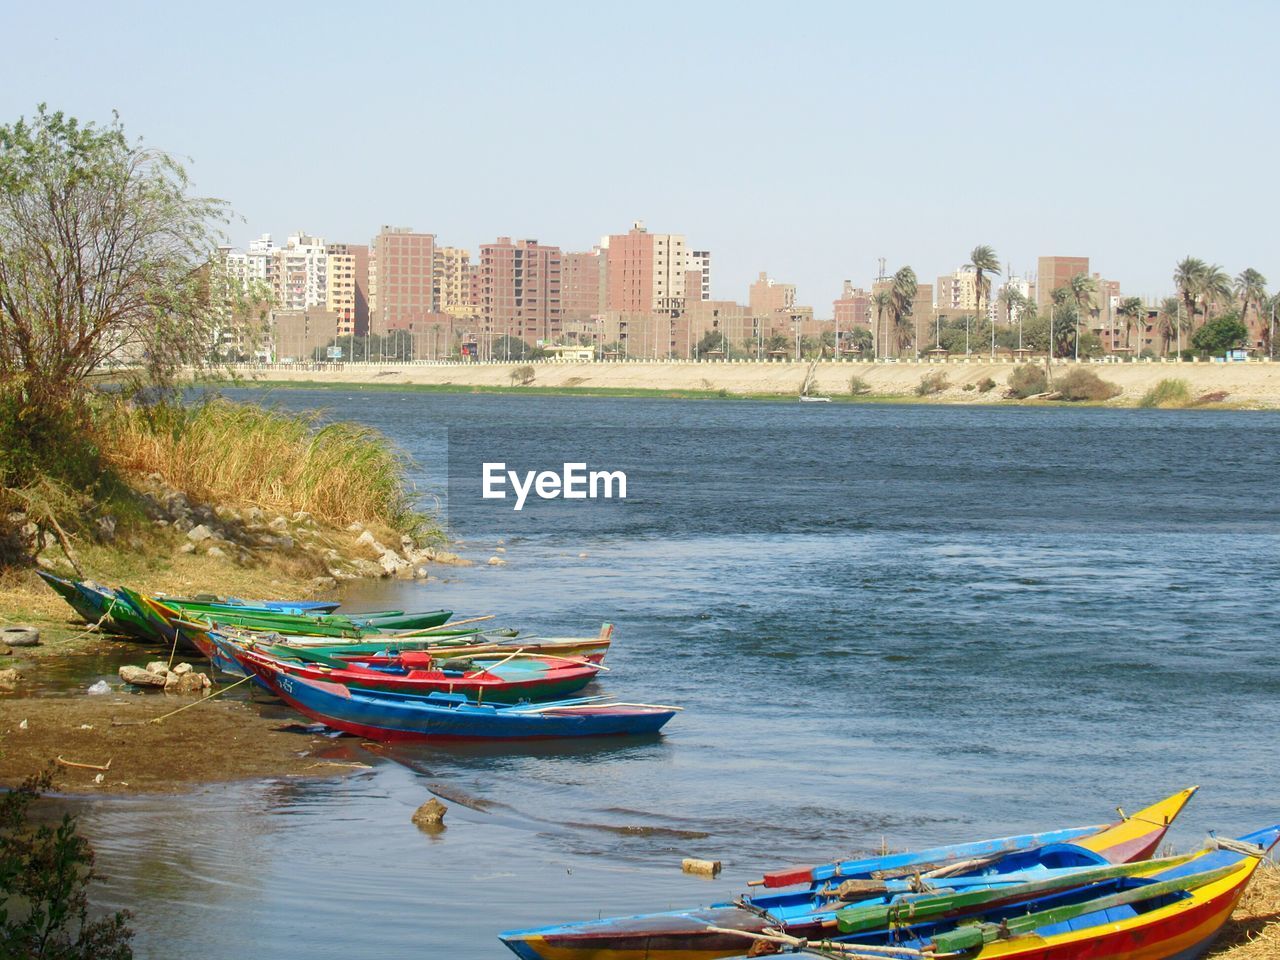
[218,635,603,704]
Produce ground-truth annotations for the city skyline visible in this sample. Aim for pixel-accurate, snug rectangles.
[3,1,1277,302]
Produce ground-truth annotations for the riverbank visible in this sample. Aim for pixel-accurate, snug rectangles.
[224,358,1280,407]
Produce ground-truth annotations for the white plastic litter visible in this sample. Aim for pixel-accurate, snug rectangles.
[87,680,111,695]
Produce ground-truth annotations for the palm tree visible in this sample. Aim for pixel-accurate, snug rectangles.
[1173,257,1208,353]
[1068,273,1098,359]
[1200,265,1232,321]
[966,246,1000,358]
[1117,296,1146,357]
[871,291,891,360]
[1156,297,1181,356]
[890,267,918,358]
[998,287,1028,351]
[1235,268,1267,332]
[1049,287,1071,359]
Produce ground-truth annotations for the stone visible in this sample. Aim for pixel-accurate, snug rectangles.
[1,626,40,647]
[187,524,213,542]
[414,566,430,580]
[119,665,166,687]
[411,797,447,828]
[171,517,194,534]
[214,505,237,519]
[400,534,416,551]
[379,550,409,576]
[95,515,117,542]
[0,668,21,690]
[165,671,210,694]
[145,661,171,676]
[178,542,196,555]
[292,511,313,524]
[244,506,264,522]
[154,519,171,528]
[0,642,10,656]
[275,535,295,551]
[346,522,364,533]
[355,529,388,557]
[269,516,289,531]
[350,558,384,578]
[494,546,506,553]
[172,662,193,676]
[311,576,338,591]
[206,546,227,559]
[681,858,722,877]
[487,556,506,566]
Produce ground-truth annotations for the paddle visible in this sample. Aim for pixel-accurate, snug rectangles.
[393,614,496,638]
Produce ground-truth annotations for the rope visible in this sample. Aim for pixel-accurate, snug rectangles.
[147,674,254,725]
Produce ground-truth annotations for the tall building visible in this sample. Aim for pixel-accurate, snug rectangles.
[324,245,356,337]
[433,246,474,318]
[477,237,563,350]
[603,222,688,315]
[749,271,797,317]
[832,281,872,351]
[326,243,370,336]
[936,267,997,320]
[561,249,605,323]
[371,226,436,334]
[272,232,329,311]
[687,250,712,302]
[1035,256,1090,314]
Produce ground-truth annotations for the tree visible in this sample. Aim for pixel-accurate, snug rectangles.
[1068,273,1097,360]
[1234,268,1267,335]
[1157,297,1182,355]
[0,105,227,415]
[765,333,791,355]
[1,770,134,959]
[890,266,918,357]
[1190,314,1248,354]
[842,326,873,355]
[1200,265,1232,320]
[1117,297,1147,355]
[871,291,891,359]
[966,246,1000,357]
[695,329,725,356]
[1173,256,1208,352]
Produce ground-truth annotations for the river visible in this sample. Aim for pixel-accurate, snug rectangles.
[68,391,1280,958]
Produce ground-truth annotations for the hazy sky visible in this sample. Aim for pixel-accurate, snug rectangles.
[4,1,1277,305]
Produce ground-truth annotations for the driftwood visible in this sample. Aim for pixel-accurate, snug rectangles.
[56,755,112,772]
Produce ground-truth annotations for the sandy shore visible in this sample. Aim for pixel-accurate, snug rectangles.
[228,359,1280,407]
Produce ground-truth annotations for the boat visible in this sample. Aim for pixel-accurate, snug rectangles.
[716,824,1280,960]
[273,623,615,664]
[798,358,832,402]
[496,788,1198,960]
[245,660,678,741]
[205,630,603,703]
[154,593,342,615]
[798,395,832,402]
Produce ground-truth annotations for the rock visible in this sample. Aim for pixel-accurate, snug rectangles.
[347,522,364,533]
[1,626,40,647]
[379,550,409,576]
[400,534,416,551]
[578,553,589,559]
[165,671,211,694]
[119,665,167,687]
[355,529,388,556]
[269,516,289,531]
[487,556,506,566]
[95,515,117,542]
[87,680,111,695]
[187,524,213,542]
[172,662,193,676]
[292,511,313,524]
[681,858,722,877]
[411,797,447,828]
[178,542,196,555]
[424,549,469,566]
[147,472,165,484]
[214,505,237,519]
[414,566,430,580]
[244,506,264,522]
[311,576,337,591]
[494,546,506,553]
[350,558,384,578]
[0,642,10,656]
[275,535,295,551]
[155,518,171,528]
[145,661,171,676]
[172,517,194,534]
[0,668,21,690]
[206,546,227,559]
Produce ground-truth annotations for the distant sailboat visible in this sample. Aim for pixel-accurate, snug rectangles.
[799,359,831,402]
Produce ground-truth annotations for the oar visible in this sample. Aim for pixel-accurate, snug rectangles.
[477,651,610,672]
[510,700,683,715]
[393,615,496,637]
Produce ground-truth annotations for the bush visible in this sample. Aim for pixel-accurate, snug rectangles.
[976,377,997,393]
[1,770,134,958]
[510,365,536,386]
[1138,379,1192,409]
[1055,368,1123,402]
[914,371,949,396]
[848,376,871,396]
[1007,364,1048,399]
[961,382,976,391]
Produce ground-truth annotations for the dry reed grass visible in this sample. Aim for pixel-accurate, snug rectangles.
[98,398,428,535]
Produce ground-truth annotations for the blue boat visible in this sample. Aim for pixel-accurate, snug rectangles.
[247,658,678,741]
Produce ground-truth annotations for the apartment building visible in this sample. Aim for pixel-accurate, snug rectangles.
[477,237,563,347]
[603,222,688,315]
[371,226,436,334]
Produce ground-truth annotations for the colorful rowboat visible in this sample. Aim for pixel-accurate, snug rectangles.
[206,630,603,703]
[716,824,1280,960]
[496,788,1198,960]
[245,658,677,741]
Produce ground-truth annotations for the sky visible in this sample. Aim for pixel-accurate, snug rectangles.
[3,0,1277,306]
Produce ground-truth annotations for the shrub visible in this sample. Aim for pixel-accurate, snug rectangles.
[1055,368,1123,402]
[914,371,949,396]
[961,382,976,391]
[1138,379,1192,409]
[1007,364,1048,399]
[510,365,536,386]
[849,376,871,396]
[976,377,997,393]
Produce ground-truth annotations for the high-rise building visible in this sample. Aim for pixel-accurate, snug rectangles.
[832,282,872,352]
[936,267,997,320]
[1035,256,1090,314]
[561,249,605,322]
[687,250,712,302]
[477,237,563,350]
[749,271,797,317]
[324,246,356,337]
[271,232,329,312]
[433,246,474,318]
[326,243,370,336]
[603,222,688,315]
[371,226,436,334]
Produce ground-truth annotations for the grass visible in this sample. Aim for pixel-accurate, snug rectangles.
[99,398,429,537]
[1208,864,1280,960]
[1139,378,1194,408]
[1054,368,1123,402]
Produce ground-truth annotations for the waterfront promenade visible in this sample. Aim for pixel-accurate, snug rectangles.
[226,356,1280,406]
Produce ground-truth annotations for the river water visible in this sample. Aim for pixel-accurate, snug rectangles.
[64,391,1280,958]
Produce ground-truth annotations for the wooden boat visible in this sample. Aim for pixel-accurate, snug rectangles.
[716,824,1280,960]
[244,659,678,741]
[153,594,342,615]
[205,630,603,703]
[273,624,615,664]
[496,788,1198,960]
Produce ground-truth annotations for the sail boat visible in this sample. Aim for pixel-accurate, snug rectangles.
[798,358,831,402]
